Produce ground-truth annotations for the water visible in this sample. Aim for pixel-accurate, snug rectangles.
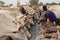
[29,24,41,40]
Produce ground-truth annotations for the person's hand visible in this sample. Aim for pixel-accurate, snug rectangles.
[38,16,44,24]
[40,15,45,21]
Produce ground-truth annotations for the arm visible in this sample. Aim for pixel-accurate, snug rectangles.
[38,12,46,24]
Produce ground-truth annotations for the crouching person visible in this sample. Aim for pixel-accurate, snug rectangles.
[41,5,57,28]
